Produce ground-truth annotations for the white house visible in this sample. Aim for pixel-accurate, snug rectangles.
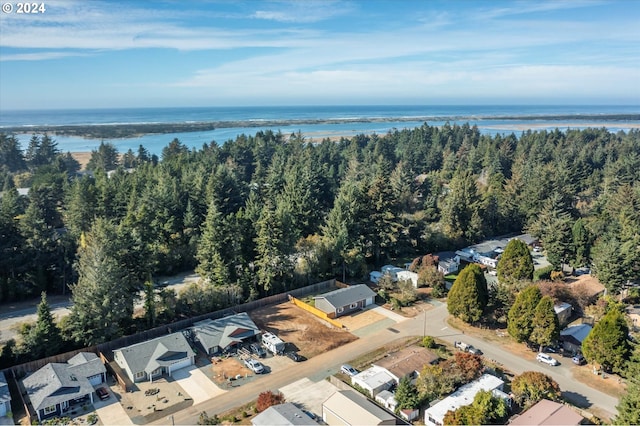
[438,258,459,274]
[424,374,506,426]
[350,365,395,397]
[396,270,419,288]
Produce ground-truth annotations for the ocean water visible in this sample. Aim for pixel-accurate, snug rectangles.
[1,105,639,155]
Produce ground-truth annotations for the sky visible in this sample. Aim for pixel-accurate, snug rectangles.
[0,0,639,110]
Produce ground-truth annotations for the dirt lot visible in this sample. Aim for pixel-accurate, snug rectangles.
[250,302,357,359]
[210,357,253,385]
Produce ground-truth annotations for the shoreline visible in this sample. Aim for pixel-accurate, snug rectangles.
[4,114,640,139]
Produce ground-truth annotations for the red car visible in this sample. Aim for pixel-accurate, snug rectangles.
[96,387,110,400]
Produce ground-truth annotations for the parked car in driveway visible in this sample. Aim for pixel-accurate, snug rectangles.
[537,353,559,366]
[250,343,266,358]
[96,387,110,400]
[244,358,265,374]
[572,354,586,365]
[341,364,358,376]
[286,351,304,362]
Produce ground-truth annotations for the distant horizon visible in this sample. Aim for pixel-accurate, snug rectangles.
[4,102,640,113]
[1,1,639,110]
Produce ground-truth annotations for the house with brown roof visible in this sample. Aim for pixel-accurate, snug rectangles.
[373,346,439,383]
[510,399,584,425]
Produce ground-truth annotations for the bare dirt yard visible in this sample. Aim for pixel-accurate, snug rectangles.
[250,302,357,359]
[210,357,253,386]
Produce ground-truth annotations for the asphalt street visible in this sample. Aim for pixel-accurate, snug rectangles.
[154,301,618,425]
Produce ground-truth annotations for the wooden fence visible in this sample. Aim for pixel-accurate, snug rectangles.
[2,278,337,378]
[289,296,344,329]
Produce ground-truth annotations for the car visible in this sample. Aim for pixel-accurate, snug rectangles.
[250,343,266,358]
[537,353,559,366]
[286,351,304,362]
[572,354,586,365]
[95,387,110,400]
[341,364,358,376]
[244,358,265,374]
[467,346,483,355]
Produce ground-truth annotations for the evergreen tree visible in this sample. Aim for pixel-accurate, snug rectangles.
[21,292,63,359]
[571,218,591,267]
[507,285,542,342]
[447,264,488,323]
[529,296,560,352]
[441,170,483,242]
[528,193,574,269]
[497,238,534,284]
[613,346,640,425]
[0,133,26,173]
[196,200,231,285]
[395,376,421,411]
[68,220,134,345]
[591,237,629,295]
[582,308,631,373]
[87,141,119,171]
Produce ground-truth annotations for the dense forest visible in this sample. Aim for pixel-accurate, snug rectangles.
[1,123,639,355]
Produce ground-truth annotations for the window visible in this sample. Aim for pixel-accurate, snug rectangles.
[350,303,358,309]
[337,307,344,313]
[134,371,145,380]
[44,405,57,415]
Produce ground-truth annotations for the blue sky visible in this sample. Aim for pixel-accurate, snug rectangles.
[0,0,639,109]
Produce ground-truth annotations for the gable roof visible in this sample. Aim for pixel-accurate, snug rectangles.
[352,366,395,391]
[251,402,318,425]
[114,332,194,376]
[374,346,439,380]
[510,399,583,425]
[560,324,592,344]
[323,390,394,425]
[314,285,376,310]
[192,312,260,352]
[23,352,104,411]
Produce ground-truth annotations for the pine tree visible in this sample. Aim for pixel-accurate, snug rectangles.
[447,264,488,324]
[529,296,560,352]
[571,218,591,267]
[507,285,542,342]
[497,238,534,284]
[582,308,631,373]
[68,220,134,346]
[196,200,230,285]
[21,292,63,359]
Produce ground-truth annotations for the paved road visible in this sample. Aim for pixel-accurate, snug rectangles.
[0,272,200,342]
[153,302,618,425]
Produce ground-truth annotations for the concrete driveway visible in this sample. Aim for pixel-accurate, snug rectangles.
[93,387,133,425]
[172,365,226,405]
[279,377,341,417]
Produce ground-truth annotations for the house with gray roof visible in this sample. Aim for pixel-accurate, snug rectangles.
[314,285,376,319]
[560,324,592,354]
[113,332,194,383]
[22,352,106,421]
[191,312,261,355]
[252,402,318,425]
[0,371,11,418]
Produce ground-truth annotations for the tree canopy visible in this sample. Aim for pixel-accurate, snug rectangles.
[447,264,488,323]
[582,308,631,373]
[497,238,533,284]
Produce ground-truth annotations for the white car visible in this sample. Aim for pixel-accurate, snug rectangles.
[244,358,265,374]
[536,353,559,366]
[341,364,358,376]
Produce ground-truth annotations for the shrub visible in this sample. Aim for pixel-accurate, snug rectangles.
[256,390,285,412]
[422,336,436,348]
[533,265,554,281]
